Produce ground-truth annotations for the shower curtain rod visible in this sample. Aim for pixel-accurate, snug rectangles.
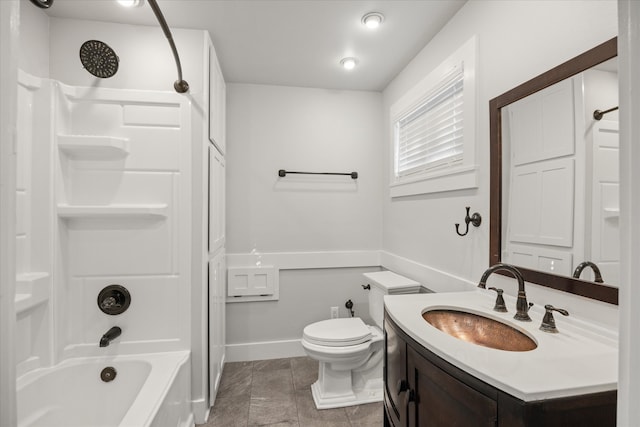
[29,0,189,93]
[593,106,618,120]
[147,0,190,93]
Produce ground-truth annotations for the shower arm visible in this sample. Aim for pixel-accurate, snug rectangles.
[147,0,189,93]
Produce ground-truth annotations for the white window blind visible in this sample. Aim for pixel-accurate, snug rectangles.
[394,67,464,179]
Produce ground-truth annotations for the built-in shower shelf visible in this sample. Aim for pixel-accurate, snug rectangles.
[57,204,168,219]
[58,135,129,159]
[15,272,50,314]
[603,208,620,219]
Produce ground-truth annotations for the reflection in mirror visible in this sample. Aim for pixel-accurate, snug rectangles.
[490,38,618,305]
[501,58,619,283]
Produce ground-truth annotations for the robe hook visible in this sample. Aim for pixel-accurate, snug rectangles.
[455,207,482,237]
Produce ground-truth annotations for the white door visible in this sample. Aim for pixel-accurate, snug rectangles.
[590,120,619,284]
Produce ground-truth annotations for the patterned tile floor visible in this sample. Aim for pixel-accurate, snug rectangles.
[199,357,384,427]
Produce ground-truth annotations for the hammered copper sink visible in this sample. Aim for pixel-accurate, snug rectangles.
[422,309,538,352]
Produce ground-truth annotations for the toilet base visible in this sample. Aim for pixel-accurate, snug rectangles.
[310,379,383,409]
[309,360,383,409]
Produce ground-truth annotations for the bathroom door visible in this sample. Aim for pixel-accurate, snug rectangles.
[590,120,619,285]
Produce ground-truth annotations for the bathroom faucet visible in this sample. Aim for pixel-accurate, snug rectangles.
[478,263,532,321]
[99,326,122,347]
[572,261,604,283]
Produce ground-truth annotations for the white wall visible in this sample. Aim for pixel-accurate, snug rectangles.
[381,1,619,327]
[617,0,640,423]
[225,83,383,360]
[226,83,383,254]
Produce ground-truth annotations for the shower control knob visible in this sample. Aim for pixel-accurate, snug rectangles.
[97,285,131,315]
[100,296,118,309]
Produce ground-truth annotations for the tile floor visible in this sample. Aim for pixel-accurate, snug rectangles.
[199,356,384,427]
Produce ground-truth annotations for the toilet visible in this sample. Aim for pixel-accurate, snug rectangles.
[301,270,420,409]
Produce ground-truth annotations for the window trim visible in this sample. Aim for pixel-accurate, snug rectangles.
[389,36,478,197]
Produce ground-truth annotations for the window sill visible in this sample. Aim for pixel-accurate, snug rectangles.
[390,165,478,198]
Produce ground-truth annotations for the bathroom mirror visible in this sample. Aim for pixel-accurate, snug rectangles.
[490,37,619,305]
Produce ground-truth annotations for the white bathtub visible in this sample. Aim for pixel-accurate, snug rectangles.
[17,351,192,427]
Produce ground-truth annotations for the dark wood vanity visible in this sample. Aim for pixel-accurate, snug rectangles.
[383,312,616,427]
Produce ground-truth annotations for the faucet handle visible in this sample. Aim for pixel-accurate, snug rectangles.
[539,304,569,333]
[488,287,507,312]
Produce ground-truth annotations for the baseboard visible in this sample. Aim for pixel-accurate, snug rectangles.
[225,339,306,362]
[191,398,209,425]
[182,413,195,427]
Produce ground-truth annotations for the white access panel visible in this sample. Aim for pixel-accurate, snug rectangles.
[227,266,278,301]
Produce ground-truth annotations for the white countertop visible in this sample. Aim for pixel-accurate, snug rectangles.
[384,290,618,402]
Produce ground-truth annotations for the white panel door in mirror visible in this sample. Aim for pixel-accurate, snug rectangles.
[507,158,574,247]
[591,120,619,284]
[507,78,575,166]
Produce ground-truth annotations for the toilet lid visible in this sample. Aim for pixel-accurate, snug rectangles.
[303,318,372,347]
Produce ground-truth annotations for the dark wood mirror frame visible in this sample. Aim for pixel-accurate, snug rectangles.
[489,37,619,305]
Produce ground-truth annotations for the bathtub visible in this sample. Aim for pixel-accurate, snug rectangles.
[17,351,192,427]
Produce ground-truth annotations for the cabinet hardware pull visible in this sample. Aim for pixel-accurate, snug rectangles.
[397,379,409,395]
[405,389,416,405]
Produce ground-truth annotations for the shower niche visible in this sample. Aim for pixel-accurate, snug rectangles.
[55,133,168,221]
[57,135,130,160]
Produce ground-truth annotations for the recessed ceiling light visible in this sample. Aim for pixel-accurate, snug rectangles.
[340,57,358,70]
[117,0,144,7]
[362,12,384,29]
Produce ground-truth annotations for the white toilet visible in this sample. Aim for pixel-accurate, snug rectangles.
[301,270,420,409]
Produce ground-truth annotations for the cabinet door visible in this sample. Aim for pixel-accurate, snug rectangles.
[208,145,225,254]
[208,250,226,406]
[384,319,408,427]
[407,347,497,427]
[208,44,226,154]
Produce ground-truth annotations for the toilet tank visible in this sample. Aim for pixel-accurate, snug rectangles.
[363,271,421,328]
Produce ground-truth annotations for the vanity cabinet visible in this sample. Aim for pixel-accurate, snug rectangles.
[383,312,616,427]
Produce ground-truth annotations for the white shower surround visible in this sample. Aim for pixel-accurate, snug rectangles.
[15,69,197,426]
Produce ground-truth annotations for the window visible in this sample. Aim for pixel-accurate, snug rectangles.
[390,36,477,197]
[395,67,464,178]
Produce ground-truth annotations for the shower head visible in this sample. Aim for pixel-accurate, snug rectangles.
[79,40,119,79]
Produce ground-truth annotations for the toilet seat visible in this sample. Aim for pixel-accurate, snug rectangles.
[303,318,372,347]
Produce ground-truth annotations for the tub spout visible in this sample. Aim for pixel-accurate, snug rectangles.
[99,326,122,347]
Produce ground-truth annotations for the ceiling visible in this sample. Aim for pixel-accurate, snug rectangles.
[43,0,466,91]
